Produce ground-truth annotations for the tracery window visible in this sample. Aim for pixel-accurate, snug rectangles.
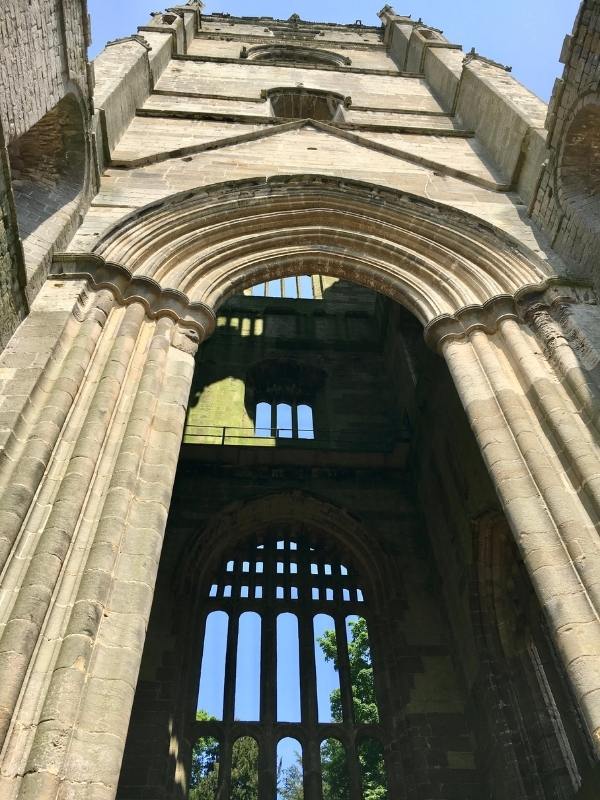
[191,531,388,799]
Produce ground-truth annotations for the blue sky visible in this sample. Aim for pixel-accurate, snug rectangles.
[88,0,581,100]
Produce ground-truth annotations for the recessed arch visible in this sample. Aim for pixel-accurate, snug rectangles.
[177,490,393,616]
[556,90,600,236]
[244,43,351,67]
[8,89,89,283]
[90,175,551,333]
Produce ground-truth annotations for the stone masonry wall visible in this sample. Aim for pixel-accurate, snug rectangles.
[0,0,93,346]
[531,0,600,291]
[0,0,90,143]
[0,124,27,349]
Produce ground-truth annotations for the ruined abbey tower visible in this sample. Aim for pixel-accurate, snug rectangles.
[0,2,600,798]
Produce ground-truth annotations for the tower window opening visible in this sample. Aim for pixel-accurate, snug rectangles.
[254,401,315,440]
[249,275,315,299]
[191,532,387,798]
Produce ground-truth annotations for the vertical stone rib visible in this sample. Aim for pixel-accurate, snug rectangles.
[444,334,600,756]
[0,302,145,750]
[500,317,600,521]
[0,291,115,571]
[299,609,321,800]
[470,328,600,608]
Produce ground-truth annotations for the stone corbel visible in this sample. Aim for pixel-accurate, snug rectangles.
[51,252,216,342]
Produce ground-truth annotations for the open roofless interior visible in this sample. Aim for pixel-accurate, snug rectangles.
[117,278,589,799]
[2,2,600,799]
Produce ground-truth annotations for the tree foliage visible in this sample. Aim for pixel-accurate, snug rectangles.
[319,618,387,799]
[189,715,258,800]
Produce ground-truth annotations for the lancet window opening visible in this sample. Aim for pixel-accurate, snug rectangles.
[192,530,386,799]
[255,401,315,440]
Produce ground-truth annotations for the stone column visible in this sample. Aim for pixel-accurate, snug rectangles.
[440,323,600,756]
[14,321,202,800]
[0,261,213,799]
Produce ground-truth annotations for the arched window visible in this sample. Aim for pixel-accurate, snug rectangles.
[246,359,325,442]
[263,87,349,121]
[254,401,315,440]
[190,531,386,798]
[242,43,351,68]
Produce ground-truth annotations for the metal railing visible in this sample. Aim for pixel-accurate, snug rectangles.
[183,425,409,451]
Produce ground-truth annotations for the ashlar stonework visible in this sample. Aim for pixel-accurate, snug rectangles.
[0,2,599,799]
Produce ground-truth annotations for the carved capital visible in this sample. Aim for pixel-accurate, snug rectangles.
[51,253,216,343]
[172,325,201,355]
[424,295,519,351]
[516,277,597,319]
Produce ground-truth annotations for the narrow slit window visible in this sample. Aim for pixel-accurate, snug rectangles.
[358,737,387,798]
[235,612,261,721]
[321,739,350,799]
[267,278,282,297]
[277,403,293,439]
[298,275,314,299]
[314,614,342,723]
[255,401,272,438]
[297,404,314,440]
[190,733,220,798]
[198,611,228,721]
[346,615,379,723]
[277,613,301,722]
[283,276,298,298]
[232,737,259,798]
[277,738,303,799]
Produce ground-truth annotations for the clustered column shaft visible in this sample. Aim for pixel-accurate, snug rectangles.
[0,288,202,799]
[443,321,600,756]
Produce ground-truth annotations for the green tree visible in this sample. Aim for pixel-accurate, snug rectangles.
[231,737,259,800]
[189,712,219,800]
[277,759,303,800]
[189,715,259,800]
[318,618,387,799]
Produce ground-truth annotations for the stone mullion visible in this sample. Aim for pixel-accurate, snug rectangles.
[260,537,277,800]
[219,610,240,800]
[42,325,199,799]
[334,615,362,800]
[14,316,173,796]
[500,318,600,513]
[259,606,277,800]
[443,333,600,756]
[298,608,321,798]
[0,301,146,751]
[0,290,115,572]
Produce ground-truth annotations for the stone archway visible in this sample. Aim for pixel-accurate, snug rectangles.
[0,175,599,799]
